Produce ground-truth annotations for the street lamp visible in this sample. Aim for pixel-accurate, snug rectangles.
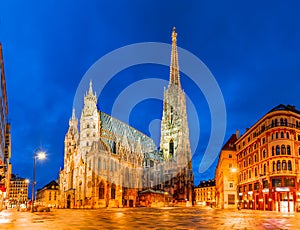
[31,150,46,212]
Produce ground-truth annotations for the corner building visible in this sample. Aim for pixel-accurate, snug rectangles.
[236,104,300,212]
[215,134,238,209]
[59,28,194,208]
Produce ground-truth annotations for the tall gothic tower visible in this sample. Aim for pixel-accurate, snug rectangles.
[160,27,194,202]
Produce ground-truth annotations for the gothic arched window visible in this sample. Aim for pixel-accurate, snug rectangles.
[111,184,116,200]
[169,139,174,157]
[99,182,105,199]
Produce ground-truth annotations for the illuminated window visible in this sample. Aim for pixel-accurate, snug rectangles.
[284,178,294,187]
[280,118,284,126]
[282,160,287,170]
[281,145,286,155]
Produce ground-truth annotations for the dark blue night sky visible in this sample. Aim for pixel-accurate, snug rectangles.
[1,1,300,190]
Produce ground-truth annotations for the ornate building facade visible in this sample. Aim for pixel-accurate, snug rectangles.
[7,174,29,208]
[194,179,216,206]
[215,104,300,212]
[36,180,59,208]
[59,28,194,208]
[236,104,300,212]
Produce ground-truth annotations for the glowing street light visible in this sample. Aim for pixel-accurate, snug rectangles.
[31,150,46,212]
[231,168,237,173]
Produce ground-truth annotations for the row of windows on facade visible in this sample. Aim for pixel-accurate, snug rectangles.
[9,191,27,195]
[239,160,294,182]
[238,145,298,167]
[238,177,295,193]
[10,181,28,184]
[85,124,96,129]
[237,132,296,159]
[88,158,119,172]
[237,122,300,151]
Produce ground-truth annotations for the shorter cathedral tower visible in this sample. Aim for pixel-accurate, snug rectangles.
[80,81,100,158]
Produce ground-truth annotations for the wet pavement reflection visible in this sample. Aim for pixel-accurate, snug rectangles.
[1,207,300,229]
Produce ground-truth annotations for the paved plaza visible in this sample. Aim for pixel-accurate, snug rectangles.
[0,207,299,229]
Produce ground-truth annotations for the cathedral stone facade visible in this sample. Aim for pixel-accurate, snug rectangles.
[59,28,194,208]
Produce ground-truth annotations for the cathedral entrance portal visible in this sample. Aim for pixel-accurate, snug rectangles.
[129,200,134,207]
[67,195,71,208]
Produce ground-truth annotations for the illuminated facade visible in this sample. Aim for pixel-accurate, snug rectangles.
[160,27,194,204]
[8,174,29,207]
[0,43,11,209]
[36,180,59,208]
[59,28,194,208]
[59,83,158,208]
[236,104,300,212]
[194,179,216,206]
[215,134,238,209]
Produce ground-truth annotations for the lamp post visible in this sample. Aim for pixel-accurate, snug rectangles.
[31,150,46,212]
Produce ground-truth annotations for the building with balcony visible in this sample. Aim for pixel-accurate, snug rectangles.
[194,179,216,206]
[215,133,238,209]
[8,174,29,208]
[236,104,300,212]
[36,180,59,208]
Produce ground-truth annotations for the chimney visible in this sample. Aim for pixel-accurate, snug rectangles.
[235,130,240,138]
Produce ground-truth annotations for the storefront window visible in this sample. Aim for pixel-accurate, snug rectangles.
[263,180,268,188]
[284,178,295,187]
[272,178,281,187]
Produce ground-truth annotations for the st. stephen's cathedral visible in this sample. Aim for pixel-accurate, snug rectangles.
[59,28,194,208]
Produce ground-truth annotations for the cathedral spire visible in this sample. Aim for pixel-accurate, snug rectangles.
[88,80,94,96]
[169,27,181,88]
[69,108,78,128]
[71,108,76,120]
